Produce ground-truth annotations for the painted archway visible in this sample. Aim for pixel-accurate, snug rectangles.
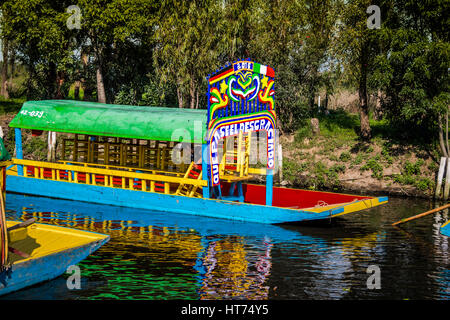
[206,60,276,187]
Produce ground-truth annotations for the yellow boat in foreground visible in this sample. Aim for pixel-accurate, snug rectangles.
[1,220,109,296]
[0,157,110,297]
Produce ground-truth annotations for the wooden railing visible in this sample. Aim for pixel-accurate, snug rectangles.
[12,159,206,196]
[57,160,186,177]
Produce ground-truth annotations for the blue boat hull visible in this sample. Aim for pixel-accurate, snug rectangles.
[6,175,334,224]
[0,236,109,296]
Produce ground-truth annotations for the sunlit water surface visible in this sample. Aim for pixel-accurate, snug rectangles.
[1,193,449,300]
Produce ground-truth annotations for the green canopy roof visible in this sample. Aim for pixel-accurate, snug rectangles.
[9,100,208,143]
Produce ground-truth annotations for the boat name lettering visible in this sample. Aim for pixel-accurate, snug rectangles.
[20,110,44,118]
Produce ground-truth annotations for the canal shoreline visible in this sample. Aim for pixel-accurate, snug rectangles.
[277,122,438,200]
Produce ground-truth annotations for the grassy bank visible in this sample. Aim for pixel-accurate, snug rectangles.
[281,110,439,198]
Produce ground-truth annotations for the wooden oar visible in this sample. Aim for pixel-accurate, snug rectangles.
[392,203,450,226]
[7,218,36,232]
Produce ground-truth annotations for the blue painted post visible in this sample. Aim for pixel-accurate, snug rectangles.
[202,144,210,199]
[15,128,23,176]
[266,169,273,206]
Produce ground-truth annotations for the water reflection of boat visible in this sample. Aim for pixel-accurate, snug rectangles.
[196,236,273,299]
[1,160,109,297]
[6,193,317,244]
[441,221,450,237]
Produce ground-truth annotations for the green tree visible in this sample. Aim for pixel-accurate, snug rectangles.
[371,0,449,152]
[249,0,338,132]
[76,0,157,103]
[333,0,383,140]
[154,0,220,109]
[1,0,75,99]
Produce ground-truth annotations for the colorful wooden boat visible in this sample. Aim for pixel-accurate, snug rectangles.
[0,160,109,296]
[0,220,110,296]
[441,220,450,237]
[5,60,387,224]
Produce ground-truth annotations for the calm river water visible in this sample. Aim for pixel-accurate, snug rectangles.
[1,192,449,300]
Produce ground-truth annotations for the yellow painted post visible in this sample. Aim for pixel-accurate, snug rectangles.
[142,179,147,191]
[164,182,170,194]
[52,168,55,180]
[150,180,155,192]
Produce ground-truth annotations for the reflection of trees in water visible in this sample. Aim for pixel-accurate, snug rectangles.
[305,232,383,299]
[433,211,449,263]
[432,210,449,297]
[199,236,273,300]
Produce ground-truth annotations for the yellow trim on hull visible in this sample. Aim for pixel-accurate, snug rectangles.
[302,198,388,218]
[6,221,109,265]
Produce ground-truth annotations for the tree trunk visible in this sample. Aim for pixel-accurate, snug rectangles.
[1,38,9,99]
[446,108,449,156]
[55,71,65,99]
[177,87,184,108]
[374,89,383,120]
[74,80,81,100]
[96,65,106,103]
[438,114,448,157]
[8,46,15,92]
[93,43,106,103]
[358,55,371,140]
[189,79,196,109]
[196,89,199,109]
[80,51,89,101]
